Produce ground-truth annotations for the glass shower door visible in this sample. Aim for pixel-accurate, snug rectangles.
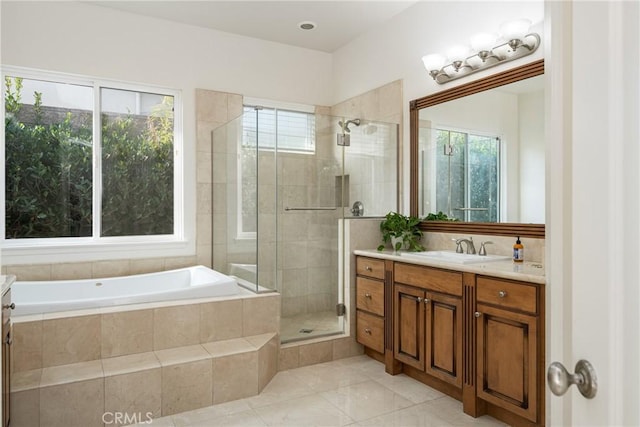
[276,112,345,343]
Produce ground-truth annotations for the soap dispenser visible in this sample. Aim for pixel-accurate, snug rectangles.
[513,236,524,263]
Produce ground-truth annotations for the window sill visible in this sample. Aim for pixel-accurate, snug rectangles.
[2,238,192,265]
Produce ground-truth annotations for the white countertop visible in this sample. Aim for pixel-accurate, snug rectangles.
[354,249,545,285]
[1,275,16,296]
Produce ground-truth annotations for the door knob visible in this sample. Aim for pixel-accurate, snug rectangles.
[547,360,597,399]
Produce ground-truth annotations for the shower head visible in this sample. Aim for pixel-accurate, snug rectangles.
[338,118,361,134]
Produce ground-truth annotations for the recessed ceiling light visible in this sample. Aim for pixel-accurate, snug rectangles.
[298,21,316,31]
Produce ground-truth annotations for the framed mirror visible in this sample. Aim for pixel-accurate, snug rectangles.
[410,59,545,238]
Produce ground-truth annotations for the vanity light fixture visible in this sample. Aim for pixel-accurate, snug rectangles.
[422,19,540,84]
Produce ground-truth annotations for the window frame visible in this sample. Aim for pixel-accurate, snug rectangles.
[1,66,185,264]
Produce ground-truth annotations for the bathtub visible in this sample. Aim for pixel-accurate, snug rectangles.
[12,265,239,316]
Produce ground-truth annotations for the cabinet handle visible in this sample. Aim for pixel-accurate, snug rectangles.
[424,298,430,304]
[498,291,507,298]
[364,328,372,335]
[474,312,482,318]
[365,266,372,272]
[5,334,11,345]
[416,297,423,303]
[2,303,15,310]
[364,293,372,299]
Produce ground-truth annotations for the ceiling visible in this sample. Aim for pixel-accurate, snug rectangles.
[89,1,417,53]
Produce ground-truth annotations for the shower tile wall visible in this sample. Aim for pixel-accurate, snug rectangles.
[331,80,402,216]
[277,106,339,317]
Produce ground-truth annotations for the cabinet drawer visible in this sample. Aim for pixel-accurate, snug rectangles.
[356,257,385,280]
[477,277,538,314]
[356,277,384,316]
[394,263,462,296]
[356,310,384,353]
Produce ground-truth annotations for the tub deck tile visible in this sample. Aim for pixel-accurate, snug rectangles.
[11,368,42,392]
[202,338,255,358]
[155,344,211,367]
[40,359,104,387]
[102,351,161,377]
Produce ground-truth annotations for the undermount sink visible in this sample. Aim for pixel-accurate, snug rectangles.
[399,250,511,265]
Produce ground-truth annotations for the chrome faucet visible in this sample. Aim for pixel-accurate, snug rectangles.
[455,237,476,254]
[478,241,493,256]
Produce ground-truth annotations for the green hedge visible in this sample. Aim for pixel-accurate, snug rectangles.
[4,77,174,239]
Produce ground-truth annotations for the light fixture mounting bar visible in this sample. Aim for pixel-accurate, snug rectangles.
[432,33,540,84]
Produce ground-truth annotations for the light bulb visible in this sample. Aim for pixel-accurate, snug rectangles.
[500,19,531,41]
[446,44,469,63]
[470,32,497,52]
[422,54,446,72]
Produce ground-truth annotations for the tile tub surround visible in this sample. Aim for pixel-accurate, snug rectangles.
[11,291,280,372]
[11,334,279,427]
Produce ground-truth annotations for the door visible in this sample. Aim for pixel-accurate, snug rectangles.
[547,1,640,424]
[393,284,424,370]
[476,303,537,422]
[425,291,462,387]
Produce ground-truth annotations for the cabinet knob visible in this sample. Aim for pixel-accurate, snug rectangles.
[3,303,15,310]
[416,297,423,303]
[474,311,482,318]
[364,293,372,299]
[365,266,372,271]
[364,328,372,335]
[424,298,430,304]
[498,291,507,298]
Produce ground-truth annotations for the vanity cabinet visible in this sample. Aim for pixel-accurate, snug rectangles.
[393,263,463,388]
[355,257,386,354]
[475,276,541,423]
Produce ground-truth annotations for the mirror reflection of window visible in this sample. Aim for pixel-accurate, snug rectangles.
[433,128,500,223]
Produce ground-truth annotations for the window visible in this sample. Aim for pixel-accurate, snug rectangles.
[241,106,315,153]
[3,70,181,247]
[435,128,500,222]
[238,105,315,238]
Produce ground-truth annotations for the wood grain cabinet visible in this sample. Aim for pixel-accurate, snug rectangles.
[393,263,463,388]
[475,276,542,423]
[2,288,11,427]
[355,257,386,354]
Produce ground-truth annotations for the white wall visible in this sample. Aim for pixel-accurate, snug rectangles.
[518,90,544,223]
[1,1,333,262]
[331,1,544,210]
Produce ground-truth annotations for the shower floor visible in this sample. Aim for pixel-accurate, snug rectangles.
[281,310,343,343]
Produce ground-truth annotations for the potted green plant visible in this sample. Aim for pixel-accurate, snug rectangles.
[424,211,459,221]
[377,212,426,252]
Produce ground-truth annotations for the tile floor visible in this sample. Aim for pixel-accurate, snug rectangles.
[132,355,506,426]
[280,310,342,343]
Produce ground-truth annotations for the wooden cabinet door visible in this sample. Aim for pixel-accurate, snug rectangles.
[476,303,537,423]
[425,291,462,388]
[393,284,424,370]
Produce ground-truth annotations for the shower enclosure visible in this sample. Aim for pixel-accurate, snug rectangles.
[212,104,397,343]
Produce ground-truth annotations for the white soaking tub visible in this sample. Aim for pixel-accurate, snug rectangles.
[12,265,239,316]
